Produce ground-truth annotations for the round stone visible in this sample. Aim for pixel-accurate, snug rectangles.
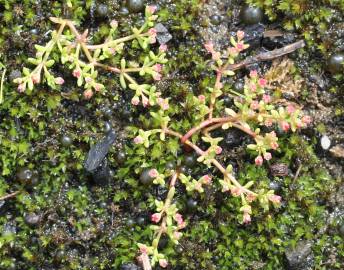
[327,53,344,74]
[126,0,144,13]
[16,167,33,183]
[60,135,73,147]
[139,169,154,185]
[210,14,222,25]
[240,6,264,25]
[96,3,109,18]
[320,135,331,150]
[116,151,127,165]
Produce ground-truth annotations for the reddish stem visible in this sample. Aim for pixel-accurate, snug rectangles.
[181,117,235,143]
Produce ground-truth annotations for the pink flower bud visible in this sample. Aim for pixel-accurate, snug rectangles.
[250,70,258,78]
[148,169,158,178]
[175,213,184,226]
[139,244,148,254]
[215,146,222,155]
[83,89,93,99]
[228,47,238,57]
[159,259,168,268]
[247,193,257,202]
[281,121,290,132]
[236,42,244,51]
[110,19,118,29]
[151,213,162,223]
[202,175,212,185]
[230,187,243,197]
[270,142,279,150]
[148,28,157,36]
[17,83,26,92]
[94,83,102,92]
[287,104,295,114]
[250,100,259,110]
[258,78,267,87]
[85,77,92,83]
[147,5,157,14]
[204,41,214,53]
[153,72,162,81]
[133,136,144,144]
[73,69,81,78]
[268,194,281,204]
[198,94,206,103]
[153,64,162,72]
[55,77,65,85]
[173,231,182,240]
[237,30,245,40]
[142,96,149,107]
[243,212,251,224]
[255,155,263,166]
[263,152,272,161]
[250,83,257,92]
[31,73,40,84]
[302,115,312,125]
[263,94,271,103]
[131,96,140,106]
[159,44,168,52]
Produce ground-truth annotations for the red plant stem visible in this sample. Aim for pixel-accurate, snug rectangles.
[164,128,257,195]
[181,117,236,143]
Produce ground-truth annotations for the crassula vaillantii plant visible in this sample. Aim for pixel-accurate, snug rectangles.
[13,5,167,103]
[12,5,311,268]
[132,31,311,268]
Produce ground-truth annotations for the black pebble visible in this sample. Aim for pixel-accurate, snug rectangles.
[184,154,197,168]
[119,6,130,16]
[222,129,244,148]
[60,135,73,147]
[16,167,33,184]
[136,215,146,226]
[103,121,112,134]
[126,218,135,228]
[126,0,144,13]
[222,95,233,107]
[240,6,264,25]
[96,3,109,18]
[116,151,127,165]
[210,14,222,25]
[165,161,176,170]
[139,169,154,185]
[327,53,344,74]
[233,80,245,92]
[186,198,198,212]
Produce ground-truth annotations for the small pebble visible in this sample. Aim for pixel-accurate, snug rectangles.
[210,14,222,25]
[126,0,144,13]
[320,135,331,150]
[327,53,344,74]
[240,6,264,25]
